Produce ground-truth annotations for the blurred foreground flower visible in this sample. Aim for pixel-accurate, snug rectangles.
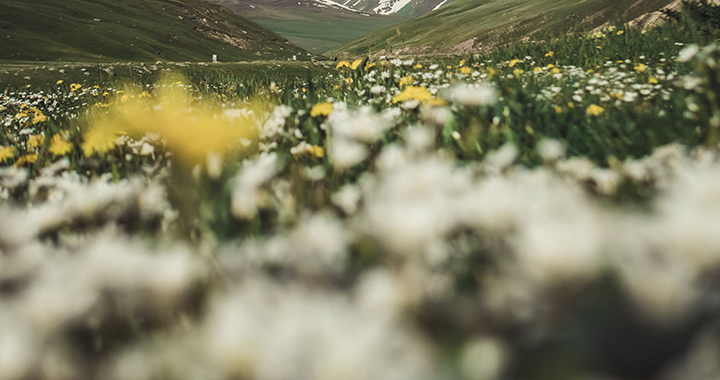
[83,75,259,166]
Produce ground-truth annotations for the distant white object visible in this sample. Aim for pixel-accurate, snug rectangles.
[212,54,218,62]
[292,55,297,61]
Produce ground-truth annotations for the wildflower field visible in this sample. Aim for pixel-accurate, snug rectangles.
[2,3,720,380]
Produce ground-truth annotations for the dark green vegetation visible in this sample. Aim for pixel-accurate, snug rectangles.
[208,0,408,53]
[329,0,676,56]
[0,0,309,62]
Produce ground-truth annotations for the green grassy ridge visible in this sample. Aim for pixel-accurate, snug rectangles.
[0,0,310,62]
[328,0,675,56]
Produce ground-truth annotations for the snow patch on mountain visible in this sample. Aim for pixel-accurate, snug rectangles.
[315,0,368,13]
[373,0,414,15]
[432,0,447,10]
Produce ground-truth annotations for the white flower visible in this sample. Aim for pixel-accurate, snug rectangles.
[330,138,368,170]
[677,44,700,62]
[447,84,496,106]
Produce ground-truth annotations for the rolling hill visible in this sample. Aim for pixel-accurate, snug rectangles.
[0,0,310,62]
[207,0,408,53]
[328,0,676,57]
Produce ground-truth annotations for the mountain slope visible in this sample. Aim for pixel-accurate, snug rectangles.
[343,0,457,16]
[208,0,408,53]
[0,0,309,62]
[329,0,676,56]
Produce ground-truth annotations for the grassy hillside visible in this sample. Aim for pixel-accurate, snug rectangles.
[208,0,407,53]
[0,0,310,62]
[329,0,675,56]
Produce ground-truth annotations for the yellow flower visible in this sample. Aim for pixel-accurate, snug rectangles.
[617,30,624,35]
[509,59,520,67]
[56,80,64,85]
[85,75,257,166]
[32,113,47,124]
[545,51,554,57]
[648,76,658,84]
[586,104,605,116]
[551,68,561,74]
[366,62,376,70]
[392,86,432,103]
[0,146,15,164]
[513,68,524,77]
[460,66,474,75]
[459,60,466,66]
[634,63,647,72]
[399,76,414,86]
[350,59,363,70]
[487,67,496,77]
[308,145,324,158]
[555,106,562,114]
[568,102,575,109]
[345,78,353,85]
[49,134,73,156]
[82,127,119,157]
[27,133,45,149]
[70,83,82,92]
[310,102,334,117]
[596,46,603,50]
[533,67,543,73]
[336,61,351,69]
[413,63,423,69]
[14,154,37,167]
[546,64,555,69]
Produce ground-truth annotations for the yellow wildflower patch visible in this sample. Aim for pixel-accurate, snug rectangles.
[310,102,334,117]
[308,145,324,158]
[392,86,432,103]
[14,154,37,167]
[0,146,15,164]
[399,76,414,86]
[82,127,119,157]
[27,134,45,150]
[32,113,47,124]
[336,61,351,69]
[49,134,73,156]
[84,75,258,166]
[586,104,605,116]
